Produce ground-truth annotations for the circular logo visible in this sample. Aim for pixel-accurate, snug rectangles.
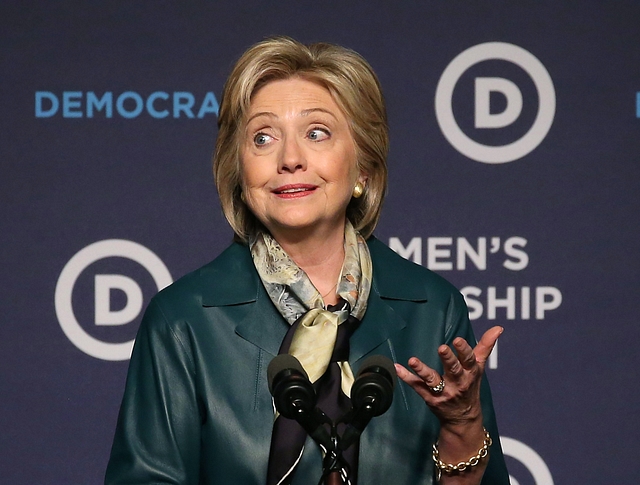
[55,239,172,361]
[435,42,556,164]
[501,436,554,485]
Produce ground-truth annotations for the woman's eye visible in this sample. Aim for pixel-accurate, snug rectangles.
[308,128,329,141]
[253,133,272,146]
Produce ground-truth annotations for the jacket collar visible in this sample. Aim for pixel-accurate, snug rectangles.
[199,237,429,362]
[200,242,260,306]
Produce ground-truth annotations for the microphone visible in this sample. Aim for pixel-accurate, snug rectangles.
[267,354,332,447]
[340,355,395,450]
[268,354,315,418]
[351,355,395,414]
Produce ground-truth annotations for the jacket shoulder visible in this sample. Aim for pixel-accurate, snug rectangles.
[149,242,256,315]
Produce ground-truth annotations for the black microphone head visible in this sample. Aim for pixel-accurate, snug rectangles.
[267,354,307,394]
[352,355,396,416]
[267,354,316,419]
[355,355,396,390]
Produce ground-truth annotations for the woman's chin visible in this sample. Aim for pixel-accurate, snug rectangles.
[266,216,345,240]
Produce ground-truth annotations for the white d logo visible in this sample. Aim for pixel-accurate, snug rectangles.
[501,436,554,485]
[55,239,172,361]
[435,42,556,164]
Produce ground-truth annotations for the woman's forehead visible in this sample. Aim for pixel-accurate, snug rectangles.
[246,78,347,126]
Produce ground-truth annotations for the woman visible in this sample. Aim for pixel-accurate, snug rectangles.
[105,36,510,485]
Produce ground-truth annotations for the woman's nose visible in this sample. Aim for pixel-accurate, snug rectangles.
[277,136,306,173]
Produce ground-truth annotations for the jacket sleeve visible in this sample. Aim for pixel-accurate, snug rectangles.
[105,297,202,485]
[444,291,511,485]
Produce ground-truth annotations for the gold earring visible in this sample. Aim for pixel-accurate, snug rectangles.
[352,181,364,199]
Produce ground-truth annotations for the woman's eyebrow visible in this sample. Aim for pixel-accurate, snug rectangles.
[300,107,337,119]
[246,111,278,124]
[247,107,337,125]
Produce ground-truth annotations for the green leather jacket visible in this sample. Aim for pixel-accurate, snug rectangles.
[105,237,509,484]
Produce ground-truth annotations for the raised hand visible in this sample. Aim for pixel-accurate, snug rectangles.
[394,326,502,423]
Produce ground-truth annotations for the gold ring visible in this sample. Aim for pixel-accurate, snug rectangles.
[429,377,445,393]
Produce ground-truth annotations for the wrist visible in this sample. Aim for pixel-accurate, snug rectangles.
[436,416,485,464]
[438,413,483,439]
[433,426,492,483]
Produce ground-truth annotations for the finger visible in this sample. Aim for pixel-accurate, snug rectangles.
[402,358,443,388]
[474,326,503,364]
[453,337,477,370]
[438,344,465,378]
[394,363,428,389]
[395,363,421,385]
[394,363,442,401]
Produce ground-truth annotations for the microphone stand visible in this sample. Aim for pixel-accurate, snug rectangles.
[317,419,348,485]
[315,396,380,485]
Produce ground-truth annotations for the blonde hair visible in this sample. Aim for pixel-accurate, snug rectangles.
[213,36,388,242]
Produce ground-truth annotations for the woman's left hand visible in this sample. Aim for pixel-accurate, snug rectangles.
[394,326,503,426]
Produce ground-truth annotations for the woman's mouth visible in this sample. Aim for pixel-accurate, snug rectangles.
[272,185,316,197]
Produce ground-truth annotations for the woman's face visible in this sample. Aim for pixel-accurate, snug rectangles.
[240,77,364,241]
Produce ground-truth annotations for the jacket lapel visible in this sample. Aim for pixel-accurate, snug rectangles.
[349,288,406,364]
[199,242,288,357]
[349,237,430,364]
[234,302,288,357]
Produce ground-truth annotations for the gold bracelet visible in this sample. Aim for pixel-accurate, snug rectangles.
[432,427,492,481]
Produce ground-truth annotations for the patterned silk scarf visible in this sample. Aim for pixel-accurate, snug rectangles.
[250,221,372,485]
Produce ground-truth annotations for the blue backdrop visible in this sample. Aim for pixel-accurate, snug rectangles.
[2,2,639,484]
